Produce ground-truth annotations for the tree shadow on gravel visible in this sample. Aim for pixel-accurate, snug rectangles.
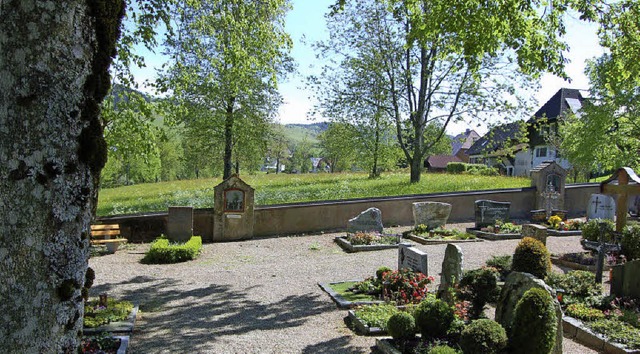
[93,277,344,352]
[302,336,371,354]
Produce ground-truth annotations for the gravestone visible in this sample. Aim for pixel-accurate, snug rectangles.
[521,224,548,246]
[398,243,428,275]
[412,202,452,229]
[347,207,383,233]
[587,194,615,221]
[611,260,640,298]
[531,161,567,212]
[474,200,511,228]
[167,206,194,242]
[495,272,563,354]
[213,175,255,242]
[438,244,463,302]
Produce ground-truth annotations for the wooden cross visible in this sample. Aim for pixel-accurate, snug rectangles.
[600,167,640,232]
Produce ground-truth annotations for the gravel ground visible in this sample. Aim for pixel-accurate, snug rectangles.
[89,224,604,353]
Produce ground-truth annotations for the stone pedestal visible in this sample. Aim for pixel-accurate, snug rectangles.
[213,175,255,242]
[522,224,548,246]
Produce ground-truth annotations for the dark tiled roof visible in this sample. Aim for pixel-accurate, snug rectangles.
[451,130,480,156]
[533,88,584,122]
[426,155,462,169]
[466,122,524,156]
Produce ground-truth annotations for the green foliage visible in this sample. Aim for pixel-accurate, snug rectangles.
[485,255,511,279]
[511,237,551,279]
[459,319,508,354]
[545,271,603,307]
[83,298,134,328]
[387,312,416,341]
[566,303,605,322]
[458,267,500,319]
[414,298,456,340]
[428,345,460,354]
[354,304,400,330]
[446,162,466,174]
[97,172,529,216]
[141,236,202,264]
[382,269,434,304]
[346,232,398,246]
[622,224,640,261]
[510,288,557,354]
[590,319,640,349]
[376,266,392,281]
[582,219,616,242]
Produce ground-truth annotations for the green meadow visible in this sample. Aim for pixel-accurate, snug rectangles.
[97,172,530,217]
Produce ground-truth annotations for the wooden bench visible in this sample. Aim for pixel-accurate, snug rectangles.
[90,224,127,253]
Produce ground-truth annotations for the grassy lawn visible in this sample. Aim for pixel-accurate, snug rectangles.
[97,171,530,216]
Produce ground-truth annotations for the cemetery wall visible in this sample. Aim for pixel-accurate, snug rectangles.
[97,183,599,242]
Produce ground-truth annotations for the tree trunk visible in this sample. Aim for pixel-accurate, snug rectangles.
[370,112,381,179]
[0,1,123,352]
[223,97,235,180]
[410,156,422,183]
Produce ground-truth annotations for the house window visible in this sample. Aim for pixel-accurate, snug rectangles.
[535,147,547,158]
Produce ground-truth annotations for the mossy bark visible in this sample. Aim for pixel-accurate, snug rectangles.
[0,0,123,352]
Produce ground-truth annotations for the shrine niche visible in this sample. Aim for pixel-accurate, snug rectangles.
[213,175,255,242]
[600,167,640,232]
[530,161,568,220]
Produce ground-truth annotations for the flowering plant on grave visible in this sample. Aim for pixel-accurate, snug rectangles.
[548,215,563,229]
[381,268,434,305]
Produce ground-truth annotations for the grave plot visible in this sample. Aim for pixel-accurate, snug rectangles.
[403,202,481,244]
[466,200,523,240]
[335,207,403,252]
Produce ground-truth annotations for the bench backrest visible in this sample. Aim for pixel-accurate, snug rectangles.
[91,224,120,238]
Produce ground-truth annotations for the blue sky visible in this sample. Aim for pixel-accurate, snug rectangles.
[132,0,603,134]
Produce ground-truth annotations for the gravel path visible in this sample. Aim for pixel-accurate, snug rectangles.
[89,225,603,353]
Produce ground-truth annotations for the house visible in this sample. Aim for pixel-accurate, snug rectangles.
[424,155,463,172]
[451,129,480,162]
[466,122,529,176]
[527,88,585,171]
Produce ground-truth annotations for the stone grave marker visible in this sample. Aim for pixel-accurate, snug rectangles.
[213,175,255,242]
[495,272,563,354]
[521,224,548,246]
[611,260,640,298]
[437,244,463,302]
[587,194,616,221]
[398,243,428,275]
[474,200,511,228]
[167,206,194,242]
[347,207,383,233]
[412,202,452,229]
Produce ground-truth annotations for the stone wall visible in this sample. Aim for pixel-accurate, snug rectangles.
[98,183,600,243]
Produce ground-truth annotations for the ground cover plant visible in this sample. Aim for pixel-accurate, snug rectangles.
[546,215,583,231]
[97,172,529,216]
[328,281,379,303]
[479,220,521,234]
[81,333,122,354]
[345,231,399,245]
[411,225,476,240]
[84,298,134,328]
[141,235,202,264]
[349,268,435,305]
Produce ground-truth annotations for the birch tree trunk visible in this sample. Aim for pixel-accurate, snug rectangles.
[0,1,123,352]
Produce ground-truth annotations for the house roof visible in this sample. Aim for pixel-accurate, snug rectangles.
[426,155,462,169]
[466,122,524,156]
[533,88,584,122]
[452,129,480,156]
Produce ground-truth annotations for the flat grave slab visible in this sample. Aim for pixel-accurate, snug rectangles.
[334,235,402,253]
[550,254,612,272]
[404,233,483,245]
[466,228,522,240]
[547,229,582,237]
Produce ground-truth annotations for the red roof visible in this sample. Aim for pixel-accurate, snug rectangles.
[426,155,462,169]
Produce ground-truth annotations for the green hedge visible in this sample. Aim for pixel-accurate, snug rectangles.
[142,236,202,264]
[446,162,499,176]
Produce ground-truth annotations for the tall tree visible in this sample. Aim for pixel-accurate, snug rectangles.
[318,122,358,172]
[0,1,124,351]
[560,0,640,171]
[324,0,572,183]
[159,0,293,179]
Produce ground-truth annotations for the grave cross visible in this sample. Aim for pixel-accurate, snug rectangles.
[582,222,621,283]
[600,167,640,232]
[542,181,560,218]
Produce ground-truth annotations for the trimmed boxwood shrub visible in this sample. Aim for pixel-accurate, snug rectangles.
[459,319,507,354]
[447,162,466,174]
[582,219,616,242]
[511,237,551,279]
[458,267,499,319]
[622,224,640,261]
[414,298,456,340]
[142,235,202,264]
[387,312,416,341]
[510,288,557,354]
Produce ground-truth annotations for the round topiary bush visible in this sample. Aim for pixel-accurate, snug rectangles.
[459,319,507,354]
[510,287,557,354]
[414,298,456,340]
[387,312,416,341]
[429,344,460,354]
[458,267,499,319]
[582,219,615,242]
[511,237,551,279]
[622,224,640,261]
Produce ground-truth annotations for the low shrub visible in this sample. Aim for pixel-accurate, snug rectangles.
[510,288,557,354]
[459,319,507,354]
[414,298,456,340]
[382,268,434,304]
[582,219,616,242]
[354,304,400,330]
[485,255,511,279]
[84,298,134,328]
[457,267,499,319]
[545,271,603,307]
[511,237,551,279]
[376,266,392,280]
[387,312,416,341]
[622,224,640,261]
[446,162,466,174]
[429,345,460,354]
[566,303,606,321]
[590,319,640,349]
[142,235,202,264]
